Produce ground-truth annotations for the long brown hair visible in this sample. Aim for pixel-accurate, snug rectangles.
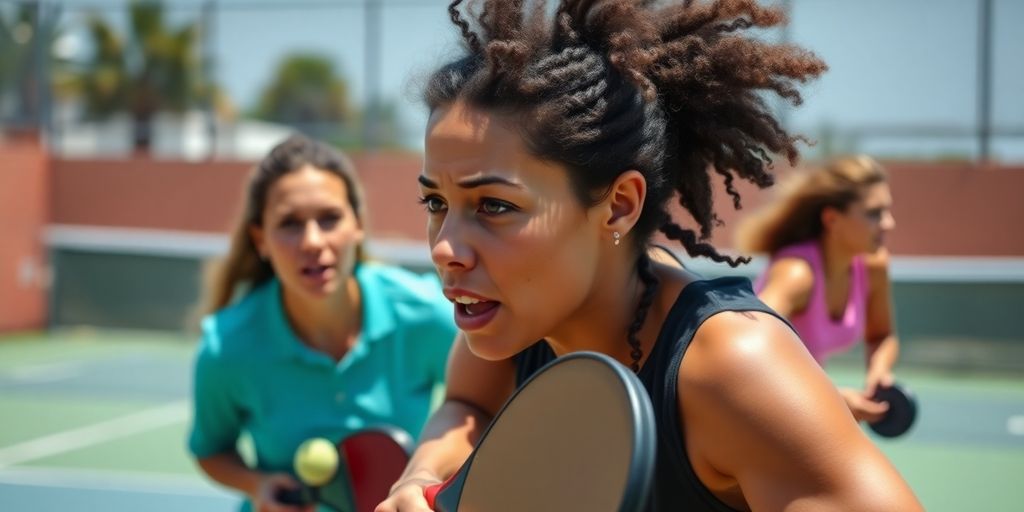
[200,134,368,316]
[426,0,827,370]
[735,155,888,255]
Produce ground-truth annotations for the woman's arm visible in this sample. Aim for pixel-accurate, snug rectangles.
[756,258,814,318]
[376,333,517,512]
[679,311,922,511]
[190,334,312,512]
[863,248,900,395]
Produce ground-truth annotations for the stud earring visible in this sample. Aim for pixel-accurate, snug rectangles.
[613,231,621,246]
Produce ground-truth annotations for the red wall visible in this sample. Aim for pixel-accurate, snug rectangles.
[877,162,1024,257]
[51,156,1024,257]
[0,138,49,331]
[50,152,428,241]
[51,158,253,233]
[665,160,1024,257]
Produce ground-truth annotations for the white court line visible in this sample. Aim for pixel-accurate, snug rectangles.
[0,466,234,499]
[0,400,189,469]
[6,362,83,383]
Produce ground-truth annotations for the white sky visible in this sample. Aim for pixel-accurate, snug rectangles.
[53,0,1024,159]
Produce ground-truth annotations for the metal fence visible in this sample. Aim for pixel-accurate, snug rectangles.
[1,0,1022,161]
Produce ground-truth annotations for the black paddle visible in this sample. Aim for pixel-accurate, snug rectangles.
[869,382,918,438]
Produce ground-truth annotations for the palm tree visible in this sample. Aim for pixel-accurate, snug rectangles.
[255,52,352,137]
[0,1,62,131]
[254,52,409,149]
[73,1,211,153]
[75,13,126,121]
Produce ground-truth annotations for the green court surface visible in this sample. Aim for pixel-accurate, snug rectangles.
[1,329,1022,511]
[829,367,1024,511]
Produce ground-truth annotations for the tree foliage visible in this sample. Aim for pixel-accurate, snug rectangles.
[255,52,350,126]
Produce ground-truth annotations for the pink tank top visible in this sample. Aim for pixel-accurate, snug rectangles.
[755,240,868,365]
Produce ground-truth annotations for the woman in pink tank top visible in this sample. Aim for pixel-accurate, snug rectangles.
[737,155,900,424]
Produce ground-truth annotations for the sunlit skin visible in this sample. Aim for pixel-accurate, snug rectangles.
[248,165,365,357]
[825,181,897,258]
[419,101,667,367]
[377,100,922,511]
[820,181,897,331]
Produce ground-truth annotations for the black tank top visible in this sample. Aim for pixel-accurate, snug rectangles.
[514,277,789,511]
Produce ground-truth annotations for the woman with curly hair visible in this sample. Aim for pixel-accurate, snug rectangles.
[736,155,901,424]
[378,1,921,510]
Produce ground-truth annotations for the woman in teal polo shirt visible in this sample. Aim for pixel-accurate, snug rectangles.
[188,135,456,512]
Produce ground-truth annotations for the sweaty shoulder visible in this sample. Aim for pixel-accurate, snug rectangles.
[677,309,922,511]
[766,256,814,292]
[759,256,814,315]
[681,309,810,390]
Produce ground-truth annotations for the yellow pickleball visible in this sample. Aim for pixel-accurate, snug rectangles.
[293,437,339,487]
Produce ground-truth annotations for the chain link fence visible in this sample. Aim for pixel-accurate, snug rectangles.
[1,0,1021,161]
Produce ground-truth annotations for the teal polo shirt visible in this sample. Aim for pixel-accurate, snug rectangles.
[188,263,456,511]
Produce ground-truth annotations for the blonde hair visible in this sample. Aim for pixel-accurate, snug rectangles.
[735,155,887,255]
[199,134,368,316]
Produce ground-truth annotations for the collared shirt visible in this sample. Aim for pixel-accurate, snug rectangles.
[188,263,456,510]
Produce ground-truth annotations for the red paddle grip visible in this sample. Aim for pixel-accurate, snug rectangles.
[423,470,460,511]
[423,483,442,509]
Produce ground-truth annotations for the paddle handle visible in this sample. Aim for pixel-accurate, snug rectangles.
[276,485,316,506]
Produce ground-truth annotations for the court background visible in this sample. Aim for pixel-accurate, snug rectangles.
[2,0,1023,510]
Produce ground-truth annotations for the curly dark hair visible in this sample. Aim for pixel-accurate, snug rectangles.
[425,0,827,370]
